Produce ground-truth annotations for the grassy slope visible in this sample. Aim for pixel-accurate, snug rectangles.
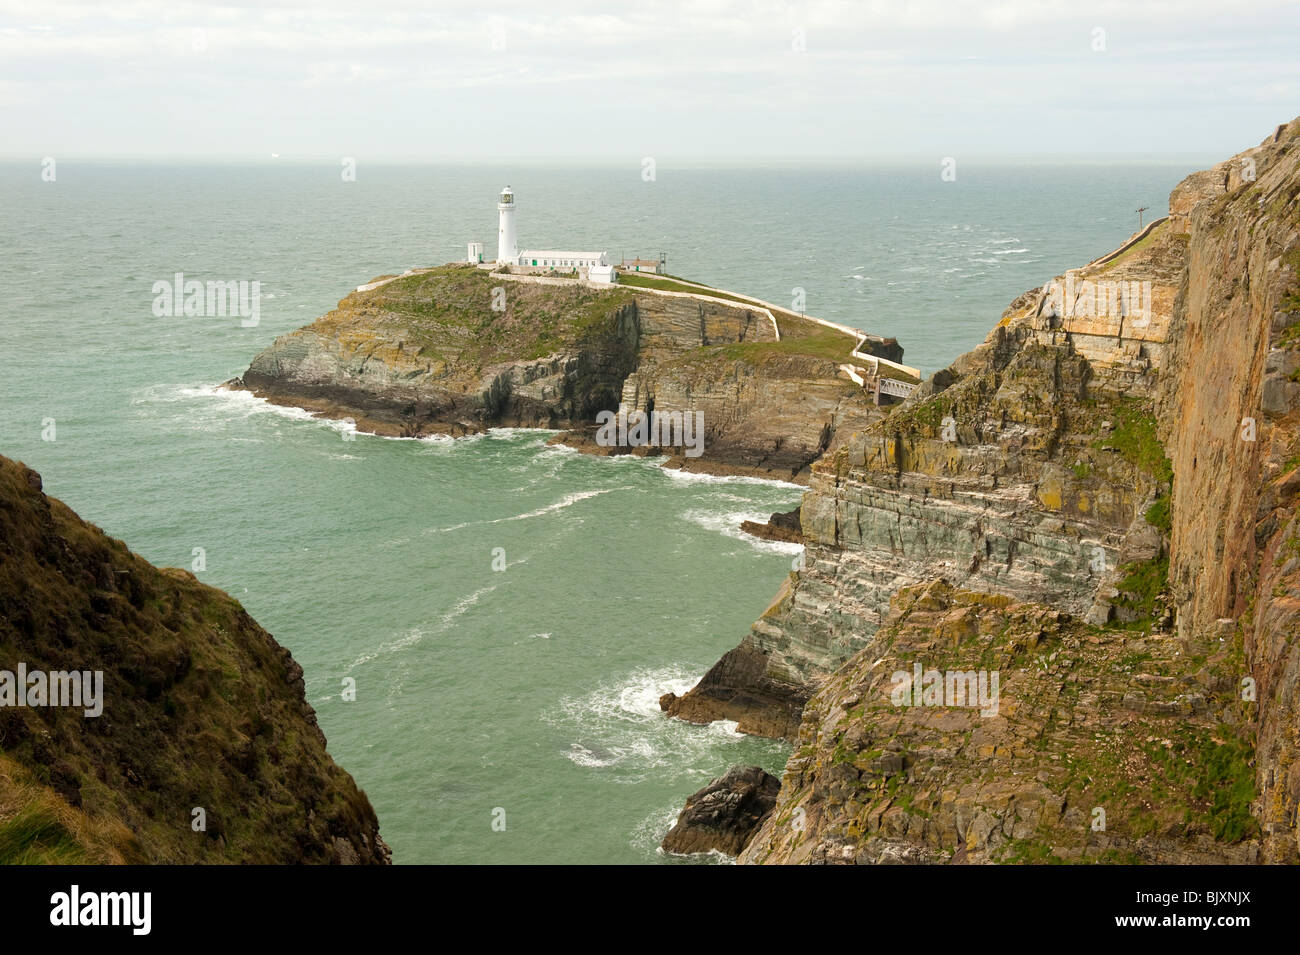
[326,265,638,369]
[614,270,916,380]
[0,456,386,864]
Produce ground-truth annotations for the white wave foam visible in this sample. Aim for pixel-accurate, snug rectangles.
[681,507,806,555]
[661,467,804,491]
[437,487,626,532]
[345,626,427,672]
[546,662,791,788]
[634,803,736,863]
[547,664,765,778]
[136,384,367,442]
[344,583,497,672]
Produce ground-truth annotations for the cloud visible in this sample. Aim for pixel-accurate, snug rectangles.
[2,0,1297,158]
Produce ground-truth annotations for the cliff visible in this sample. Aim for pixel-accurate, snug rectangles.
[232,266,911,483]
[0,454,389,864]
[673,117,1300,864]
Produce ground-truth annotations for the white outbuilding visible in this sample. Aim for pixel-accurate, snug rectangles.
[483,187,609,272]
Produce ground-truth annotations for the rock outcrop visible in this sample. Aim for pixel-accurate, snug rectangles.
[0,454,389,864]
[740,507,804,544]
[667,116,1300,864]
[232,266,909,483]
[740,581,1257,865]
[662,223,1184,738]
[661,765,780,856]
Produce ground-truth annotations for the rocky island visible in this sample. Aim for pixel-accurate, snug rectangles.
[230,268,917,483]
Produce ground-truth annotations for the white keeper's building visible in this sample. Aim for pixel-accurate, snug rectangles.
[467,186,616,283]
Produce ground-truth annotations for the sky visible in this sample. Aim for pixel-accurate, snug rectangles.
[2,0,1298,162]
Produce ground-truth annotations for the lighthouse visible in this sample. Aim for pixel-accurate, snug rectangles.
[497,186,517,265]
[472,186,612,279]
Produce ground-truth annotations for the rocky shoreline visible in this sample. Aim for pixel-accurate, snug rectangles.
[663,117,1300,864]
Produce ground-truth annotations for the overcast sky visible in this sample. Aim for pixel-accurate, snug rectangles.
[3,0,1298,161]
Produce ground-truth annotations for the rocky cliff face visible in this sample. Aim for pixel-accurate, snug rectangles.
[739,580,1256,864]
[234,265,903,483]
[238,267,643,437]
[663,220,1184,738]
[0,454,389,863]
[670,117,1300,864]
[1154,119,1300,864]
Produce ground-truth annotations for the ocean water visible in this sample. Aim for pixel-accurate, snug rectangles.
[0,159,1200,863]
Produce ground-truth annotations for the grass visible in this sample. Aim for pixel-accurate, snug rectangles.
[616,270,772,309]
[1145,493,1172,533]
[1100,220,1167,273]
[611,269,918,378]
[0,799,88,864]
[1279,248,1300,315]
[362,265,636,367]
[1143,733,1258,843]
[0,453,387,864]
[1108,554,1170,630]
[1094,399,1174,485]
[716,326,862,366]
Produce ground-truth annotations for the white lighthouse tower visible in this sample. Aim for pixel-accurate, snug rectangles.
[497,186,518,265]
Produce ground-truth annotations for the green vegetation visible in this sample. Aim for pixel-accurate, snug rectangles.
[1279,248,1300,316]
[999,840,1067,864]
[716,326,862,366]
[1099,220,1167,273]
[1145,493,1171,533]
[367,265,636,367]
[1142,733,1258,843]
[1095,399,1173,485]
[615,271,803,325]
[1108,554,1170,631]
[615,270,761,305]
[0,788,90,864]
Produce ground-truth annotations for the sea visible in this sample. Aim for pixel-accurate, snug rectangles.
[0,159,1203,863]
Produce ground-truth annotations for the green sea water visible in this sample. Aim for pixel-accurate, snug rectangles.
[0,160,1200,862]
